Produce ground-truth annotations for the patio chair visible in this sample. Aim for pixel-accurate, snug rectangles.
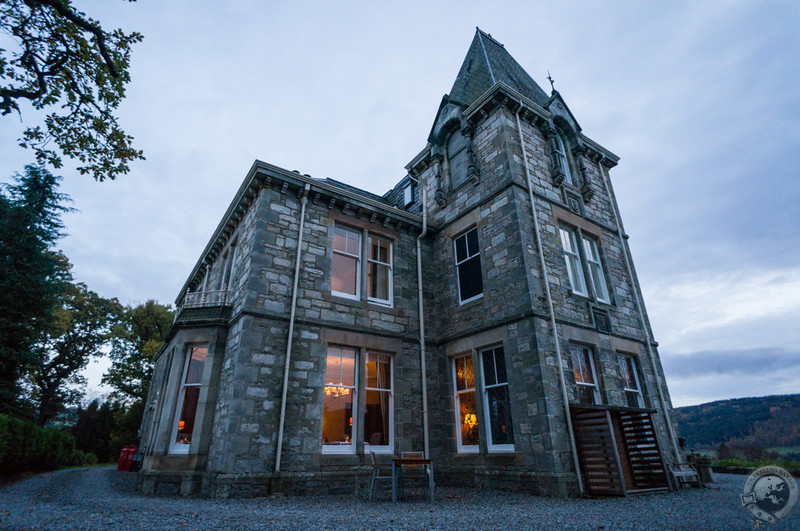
[399,451,430,499]
[368,451,393,501]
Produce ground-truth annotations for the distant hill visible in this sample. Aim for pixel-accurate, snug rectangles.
[674,394,800,449]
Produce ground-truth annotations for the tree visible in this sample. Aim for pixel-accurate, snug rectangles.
[0,165,72,413]
[21,281,121,425]
[72,398,122,462]
[1,0,144,180]
[103,300,173,405]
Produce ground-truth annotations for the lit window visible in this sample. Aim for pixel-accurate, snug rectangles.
[582,235,610,303]
[322,346,357,453]
[559,227,588,297]
[364,353,393,450]
[570,344,600,405]
[332,225,361,299]
[453,354,479,452]
[481,347,514,451]
[171,344,207,453]
[553,133,573,186]
[367,236,392,306]
[454,228,483,304]
[617,354,644,408]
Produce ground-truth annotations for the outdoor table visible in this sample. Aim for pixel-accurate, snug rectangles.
[391,457,434,502]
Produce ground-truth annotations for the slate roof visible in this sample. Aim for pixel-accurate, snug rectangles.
[449,29,550,108]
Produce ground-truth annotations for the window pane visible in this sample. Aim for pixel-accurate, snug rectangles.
[370,237,390,263]
[325,347,356,386]
[185,346,207,384]
[364,390,390,445]
[458,390,479,446]
[482,350,497,386]
[466,228,479,256]
[322,387,354,445]
[455,355,474,391]
[576,385,596,405]
[455,234,467,262]
[332,253,358,295]
[368,261,389,301]
[366,353,391,390]
[175,386,200,444]
[458,256,483,301]
[487,386,514,445]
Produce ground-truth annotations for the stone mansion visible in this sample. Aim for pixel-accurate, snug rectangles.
[138,29,682,498]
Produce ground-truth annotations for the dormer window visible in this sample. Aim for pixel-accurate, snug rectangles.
[403,183,414,207]
[553,133,574,186]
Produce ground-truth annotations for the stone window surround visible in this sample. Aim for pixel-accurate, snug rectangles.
[444,326,516,455]
[319,329,402,456]
[553,204,613,305]
[443,206,485,307]
[328,212,399,308]
[617,352,645,408]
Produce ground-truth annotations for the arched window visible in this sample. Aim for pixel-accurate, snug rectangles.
[553,133,574,186]
[447,129,469,189]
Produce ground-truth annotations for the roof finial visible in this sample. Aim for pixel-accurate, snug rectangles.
[547,70,556,93]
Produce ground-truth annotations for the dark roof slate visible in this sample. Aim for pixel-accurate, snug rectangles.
[449,29,550,108]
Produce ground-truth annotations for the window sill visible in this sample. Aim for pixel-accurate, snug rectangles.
[458,294,484,307]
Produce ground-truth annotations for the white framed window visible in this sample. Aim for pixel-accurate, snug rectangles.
[617,354,644,408]
[454,227,483,304]
[332,225,361,299]
[582,235,610,303]
[367,235,392,306]
[559,227,588,297]
[480,346,514,452]
[554,133,574,186]
[570,344,601,405]
[363,352,393,452]
[452,354,480,453]
[322,346,358,453]
[170,344,208,454]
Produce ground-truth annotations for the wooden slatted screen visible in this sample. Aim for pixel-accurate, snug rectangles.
[571,408,626,496]
[615,410,669,492]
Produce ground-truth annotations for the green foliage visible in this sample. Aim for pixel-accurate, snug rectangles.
[0,0,144,180]
[713,457,800,470]
[675,394,800,449]
[71,398,123,462]
[103,301,173,404]
[21,282,122,425]
[0,413,96,476]
[0,165,72,414]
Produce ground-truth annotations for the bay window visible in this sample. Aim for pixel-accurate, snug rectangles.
[559,226,611,304]
[170,344,207,454]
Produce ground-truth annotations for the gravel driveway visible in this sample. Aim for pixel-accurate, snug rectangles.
[1,467,798,530]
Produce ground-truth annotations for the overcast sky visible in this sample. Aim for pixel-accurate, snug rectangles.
[1,1,798,407]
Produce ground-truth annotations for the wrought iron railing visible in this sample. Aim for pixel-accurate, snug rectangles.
[180,290,233,309]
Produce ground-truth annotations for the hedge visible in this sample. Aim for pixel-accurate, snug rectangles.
[0,414,97,476]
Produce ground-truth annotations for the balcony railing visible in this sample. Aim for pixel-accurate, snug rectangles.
[181,290,232,309]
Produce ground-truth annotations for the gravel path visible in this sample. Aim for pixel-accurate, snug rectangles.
[1,467,798,530]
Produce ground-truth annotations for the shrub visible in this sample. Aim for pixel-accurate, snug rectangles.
[0,414,97,475]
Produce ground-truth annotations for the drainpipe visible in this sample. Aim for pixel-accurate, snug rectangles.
[514,108,585,497]
[596,160,681,462]
[274,183,310,475]
[416,188,430,458]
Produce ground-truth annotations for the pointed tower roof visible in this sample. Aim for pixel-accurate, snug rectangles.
[448,28,550,108]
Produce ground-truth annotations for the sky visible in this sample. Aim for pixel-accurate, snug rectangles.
[1,1,798,407]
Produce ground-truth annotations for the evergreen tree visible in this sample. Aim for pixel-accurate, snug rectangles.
[0,165,72,414]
